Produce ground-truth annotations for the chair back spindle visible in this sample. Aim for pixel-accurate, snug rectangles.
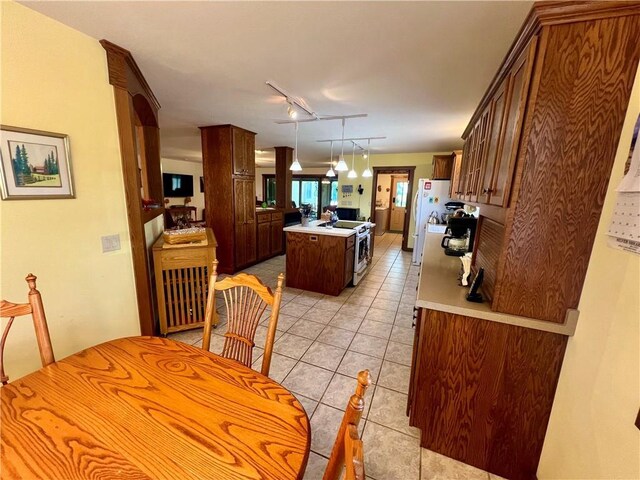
[323,370,371,480]
[0,274,55,384]
[202,260,284,376]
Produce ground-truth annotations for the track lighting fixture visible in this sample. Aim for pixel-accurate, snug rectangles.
[326,140,336,178]
[287,101,298,119]
[348,142,358,179]
[362,139,373,178]
[290,122,302,171]
[335,119,349,172]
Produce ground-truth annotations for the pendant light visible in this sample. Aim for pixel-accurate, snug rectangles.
[335,118,349,172]
[326,140,336,177]
[347,142,358,179]
[362,139,373,178]
[290,122,302,171]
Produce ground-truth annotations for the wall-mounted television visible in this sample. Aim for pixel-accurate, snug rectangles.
[163,173,194,197]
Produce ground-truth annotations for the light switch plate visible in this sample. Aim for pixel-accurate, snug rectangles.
[101,234,121,253]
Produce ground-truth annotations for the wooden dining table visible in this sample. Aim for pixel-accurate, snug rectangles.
[1,336,310,479]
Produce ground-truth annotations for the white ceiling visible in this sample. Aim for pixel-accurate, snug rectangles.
[22,1,532,167]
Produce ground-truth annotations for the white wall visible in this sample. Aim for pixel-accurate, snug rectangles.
[161,158,204,220]
[538,64,640,479]
[0,1,140,379]
[376,174,393,208]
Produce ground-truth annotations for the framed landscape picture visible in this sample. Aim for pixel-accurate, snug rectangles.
[0,125,75,200]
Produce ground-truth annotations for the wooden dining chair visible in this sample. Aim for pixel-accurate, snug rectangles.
[323,370,372,480]
[202,260,284,377]
[1,274,55,384]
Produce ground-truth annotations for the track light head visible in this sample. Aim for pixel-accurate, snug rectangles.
[287,102,298,119]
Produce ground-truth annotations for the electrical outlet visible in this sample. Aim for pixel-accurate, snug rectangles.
[101,234,121,253]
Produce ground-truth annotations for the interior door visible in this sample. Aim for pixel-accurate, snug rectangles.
[390,176,409,231]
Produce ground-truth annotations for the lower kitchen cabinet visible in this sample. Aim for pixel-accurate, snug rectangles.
[285,231,355,296]
[408,307,567,480]
[256,210,284,261]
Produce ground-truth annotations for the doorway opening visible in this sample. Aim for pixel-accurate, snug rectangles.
[370,167,415,251]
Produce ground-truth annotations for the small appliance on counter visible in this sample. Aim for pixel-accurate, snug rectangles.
[441,215,477,257]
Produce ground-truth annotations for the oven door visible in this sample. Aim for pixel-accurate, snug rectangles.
[353,231,371,285]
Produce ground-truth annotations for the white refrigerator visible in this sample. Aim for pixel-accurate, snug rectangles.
[411,179,452,265]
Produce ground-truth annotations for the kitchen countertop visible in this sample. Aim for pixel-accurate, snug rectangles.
[415,232,578,336]
[283,220,357,237]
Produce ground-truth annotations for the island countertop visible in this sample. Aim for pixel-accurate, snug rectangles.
[415,232,578,336]
[283,220,357,237]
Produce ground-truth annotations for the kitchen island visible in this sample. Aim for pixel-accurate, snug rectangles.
[283,220,366,296]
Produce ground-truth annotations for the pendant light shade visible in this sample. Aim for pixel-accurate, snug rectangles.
[326,140,336,177]
[347,142,358,179]
[335,156,349,172]
[335,118,349,172]
[290,122,302,171]
[362,139,373,177]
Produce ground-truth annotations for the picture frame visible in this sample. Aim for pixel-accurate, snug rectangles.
[0,125,75,200]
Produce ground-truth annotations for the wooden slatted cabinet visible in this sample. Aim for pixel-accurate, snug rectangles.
[152,228,217,335]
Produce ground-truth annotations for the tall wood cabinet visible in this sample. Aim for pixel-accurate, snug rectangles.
[454,2,640,322]
[201,125,258,274]
[408,3,640,480]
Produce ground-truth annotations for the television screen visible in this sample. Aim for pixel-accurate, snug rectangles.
[163,173,194,197]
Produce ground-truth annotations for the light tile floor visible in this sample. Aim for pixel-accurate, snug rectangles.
[169,233,498,480]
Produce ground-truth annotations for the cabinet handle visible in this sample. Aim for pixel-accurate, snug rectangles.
[310,235,318,242]
[483,188,494,194]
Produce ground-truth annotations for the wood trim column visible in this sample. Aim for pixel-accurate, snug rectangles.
[274,146,293,209]
[101,40,161,336]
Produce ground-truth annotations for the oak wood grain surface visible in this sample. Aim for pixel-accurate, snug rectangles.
[1,337,310,480]
[409,309,566,480]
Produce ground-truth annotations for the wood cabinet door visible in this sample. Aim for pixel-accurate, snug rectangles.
[244,133,255,177]
[432,155,454,180]
[478,79,509,204]
[233,178,246,225]
[455,143,470,200]
[467,106,491,203]
[449,151,463,199]
[489,38,537,207]
[232,128,247,175]
[257,222,271,261]
[270,220,283,256]
[243,179,257,265]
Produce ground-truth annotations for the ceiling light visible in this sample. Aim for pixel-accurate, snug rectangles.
[335,119,349,172]
[326,140,336,177]
[321,179,330,184]
[287,102,298,119]
[290,122,302,171]
[348,142,358,179]
[362,139,373,177]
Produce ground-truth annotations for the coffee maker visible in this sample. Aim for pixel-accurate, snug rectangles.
[441,216,477,256]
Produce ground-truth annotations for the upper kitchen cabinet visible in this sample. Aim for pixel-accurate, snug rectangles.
[431,154,454,180]
[200,124,258,273]
[487,40,536,207]
[448,150,463,199]
[464,2,640,323]
[232,127,255,176]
